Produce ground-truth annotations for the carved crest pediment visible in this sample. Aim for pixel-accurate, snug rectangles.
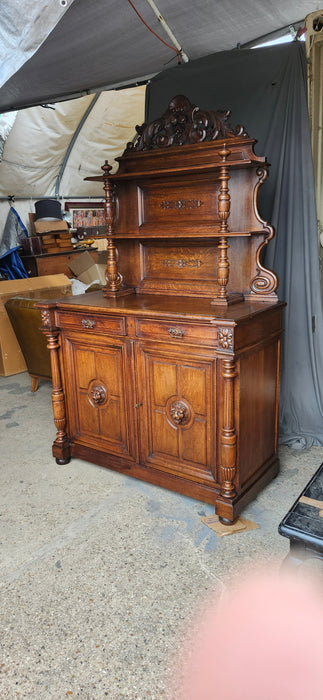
[124,94,247,154]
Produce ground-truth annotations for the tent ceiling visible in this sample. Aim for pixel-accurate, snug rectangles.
[0,86,146,199]
[0,0,317,114]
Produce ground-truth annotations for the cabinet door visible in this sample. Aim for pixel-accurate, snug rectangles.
[137,343,217,485]
[62,333,135,459]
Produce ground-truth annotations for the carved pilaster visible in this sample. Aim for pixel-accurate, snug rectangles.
[39,306,70,464]
[219,357,237,503]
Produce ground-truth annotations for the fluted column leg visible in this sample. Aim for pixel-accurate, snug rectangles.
[218,357,237,522]
[40,307,70,465]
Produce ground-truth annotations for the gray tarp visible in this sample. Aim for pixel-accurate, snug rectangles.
[0,0,74,90]
[146,41,323,448]
[0,0,314,114]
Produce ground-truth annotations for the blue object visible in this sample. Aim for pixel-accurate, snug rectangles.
[0,206,28,278]
[0,248,28,279]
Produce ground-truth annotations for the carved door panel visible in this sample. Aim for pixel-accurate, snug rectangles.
[137,344,217,485]
[62,334,135,458]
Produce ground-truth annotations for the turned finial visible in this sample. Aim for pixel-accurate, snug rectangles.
[101,160,113,179]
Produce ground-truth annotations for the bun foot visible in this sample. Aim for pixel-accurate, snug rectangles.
[56,457,70,465]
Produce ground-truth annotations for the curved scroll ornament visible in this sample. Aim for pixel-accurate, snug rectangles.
[246,167,278,299]
[124,95,247,153]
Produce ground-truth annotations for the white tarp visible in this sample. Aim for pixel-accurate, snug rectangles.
[0,85,146,233]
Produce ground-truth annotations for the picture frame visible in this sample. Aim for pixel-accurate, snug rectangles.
[64,201,106,236]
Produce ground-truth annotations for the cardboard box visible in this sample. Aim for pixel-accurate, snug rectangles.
[34,220,68,235]
[0,274,72,377]
[68,251,107,286]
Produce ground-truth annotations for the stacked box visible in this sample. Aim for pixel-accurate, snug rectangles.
[33,220,73,253]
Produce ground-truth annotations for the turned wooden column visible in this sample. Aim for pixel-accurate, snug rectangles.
[39,305,70,465]
[218,356,237,522]
[85,160,133,298]
[213,144,231,305]
[102,161,125,296]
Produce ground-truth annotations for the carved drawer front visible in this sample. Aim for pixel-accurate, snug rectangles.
[138,346,217,485]
[56,310,126,335]
[136,319,218,346]
[64,337,134,458]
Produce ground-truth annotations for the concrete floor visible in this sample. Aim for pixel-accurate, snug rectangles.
[1,371,323,699]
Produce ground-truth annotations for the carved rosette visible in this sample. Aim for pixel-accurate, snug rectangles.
[40,309,52,328]
[124,95,247,153]
[218,327,234,351]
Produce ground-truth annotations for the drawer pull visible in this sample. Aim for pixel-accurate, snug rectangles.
[168,327,185,338]
[81,319,96,329]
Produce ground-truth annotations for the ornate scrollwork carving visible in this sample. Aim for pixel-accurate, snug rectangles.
[124,95,247,153]
[159,199,201,209]
[162,258,202,269]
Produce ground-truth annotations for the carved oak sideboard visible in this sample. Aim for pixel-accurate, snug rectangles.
[38,96,285,523]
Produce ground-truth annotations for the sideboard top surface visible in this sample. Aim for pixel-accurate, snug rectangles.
[46,290,284,323]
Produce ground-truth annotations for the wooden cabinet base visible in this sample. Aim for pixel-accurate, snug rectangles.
[38,292,284,524]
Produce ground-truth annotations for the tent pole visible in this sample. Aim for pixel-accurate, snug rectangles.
[55,92,102,198]
[143,0,189,63]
